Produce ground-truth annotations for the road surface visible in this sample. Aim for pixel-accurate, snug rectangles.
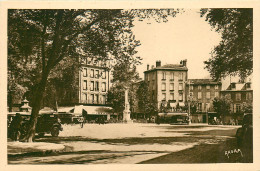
[8,123,251,164]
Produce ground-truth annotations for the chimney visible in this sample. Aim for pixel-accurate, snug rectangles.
[156,60,161,67]
[147,64,150,70]
[182,59,187,67]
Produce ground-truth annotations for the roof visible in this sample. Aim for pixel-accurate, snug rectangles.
[222,82,252,91]
[188,79,221,85]
[144,64,188,73]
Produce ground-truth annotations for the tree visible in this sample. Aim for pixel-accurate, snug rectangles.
[201,9,253,80]
[241,102,253,114]
[136,81,158,119]
[9,9,179,142]
[212,97,232,122]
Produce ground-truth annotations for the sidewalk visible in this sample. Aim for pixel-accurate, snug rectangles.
[8,141,66,155]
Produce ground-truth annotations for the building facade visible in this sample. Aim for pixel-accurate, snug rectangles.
[220,82,253,115]
[186,79,222,123]
[144,60,188,112]
[79,57,111,105]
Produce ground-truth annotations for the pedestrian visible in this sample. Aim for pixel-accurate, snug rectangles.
[9,113,23,141]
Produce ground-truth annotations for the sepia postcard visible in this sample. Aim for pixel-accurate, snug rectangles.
[0,0,260,170]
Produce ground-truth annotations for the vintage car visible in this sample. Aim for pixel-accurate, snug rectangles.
[36,113,63,137]
[8,113,63,138]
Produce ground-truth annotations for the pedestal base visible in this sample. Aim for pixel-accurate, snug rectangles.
[123,111,132,123]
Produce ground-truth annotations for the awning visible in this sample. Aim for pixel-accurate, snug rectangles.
[74,105,114,115]
[57,107,75,113]
[170,103,177,108]
[179,102,185,107]
[39,107,55,114]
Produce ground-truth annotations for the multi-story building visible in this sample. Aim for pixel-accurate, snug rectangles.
[186,79,222,123]
[144,60,188,111]
[220,82,253,115]
[79,57,111,105]
[55,57,114,121]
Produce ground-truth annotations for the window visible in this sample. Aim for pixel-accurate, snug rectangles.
[198,85,202,90]
[190,85,193,90]
[225,93,231,99]
[170,72,174,80]
[247,83,251,89]
[90,94,94,103]
[236,93,241,101]
[170,83,174,91]
[102,95,106,104]
[162,72,166,80]
[179,72,184,81]
[178,83,183,90]
[102,70,106,79]
[198,92,202,99]
[179,93,183,101]
[152,81,155,90]
[83,80,87,90]
[95,94,99,104]
[152,73,155,80]
[231,83,236,89]
[236,104,241,113]
[170,93,174,100]
[82,93,87,102]
[90,81,94,91]
[162,83,166,91]
[215,85,219,90]
[162,93,166,100]
[249,92,253,100]
[95,70,99,78]
[206,85,210,90]
[90,69,94,78]
[83,68,87,77]
[189,92,193,98]
[102,82,106,92]
[215,92,219,98]
[206,92,210,99]
[206,103,210,111]
[95,81,99,91]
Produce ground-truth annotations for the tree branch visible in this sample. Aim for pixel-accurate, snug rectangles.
[51,10,121,68]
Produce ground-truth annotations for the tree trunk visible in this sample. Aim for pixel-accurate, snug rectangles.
[21,71,49,142]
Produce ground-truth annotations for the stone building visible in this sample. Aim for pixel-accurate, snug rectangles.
[220,81,253,122]
[186,79,222,123]
[144,60,188,112]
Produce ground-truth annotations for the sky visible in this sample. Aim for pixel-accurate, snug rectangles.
[132,9,222,79]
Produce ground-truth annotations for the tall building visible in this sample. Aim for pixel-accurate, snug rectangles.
[186,79,222,123]
[55,57,114,121]
[144,60,188,111]
[79,57,111,105]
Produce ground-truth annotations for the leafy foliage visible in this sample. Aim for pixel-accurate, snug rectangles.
[8,9,179,141]
[201,8,253,80]
[136,82,158,118]
[212,97,232,117]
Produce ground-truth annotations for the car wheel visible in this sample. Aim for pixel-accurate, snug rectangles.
[51,127,59,137]
[38,133,45,137]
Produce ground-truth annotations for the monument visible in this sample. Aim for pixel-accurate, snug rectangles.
[123,89,133,123]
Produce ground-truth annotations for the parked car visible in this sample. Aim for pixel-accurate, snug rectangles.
[36,113,63,137]
[8,113,63,139]
[235,113,253,148]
